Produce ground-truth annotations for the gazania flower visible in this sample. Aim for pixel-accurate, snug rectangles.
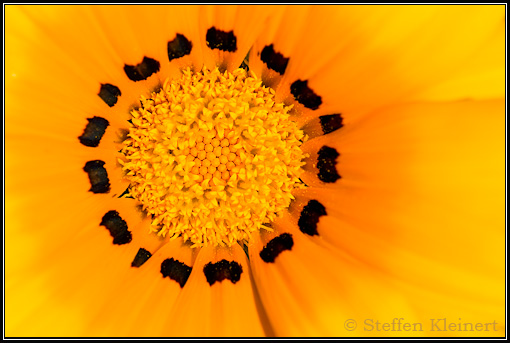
[5,4,505,337]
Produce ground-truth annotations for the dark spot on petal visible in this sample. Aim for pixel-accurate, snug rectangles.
[135,204,147,216]
[298,200,327,236]
[131,248,152,267]
[241,242,249,257]
[83,160,110,193]
[260,233,294,263]
[152,83,162,94]
[240,50,250,71]
[100,210,132,245]
[290,79,322,110]
[206,27,237,52]
[116,128,129,143]
[203,259,242,286]
[167,33,193,62]
[317,146,341,183]
[118,186,134,199]
[240,59,249,71]
[260,44,289,75]
[320,114,344,135]
[78,116,109,147]
[161,258,192,288]
[98,83,121,107]
[124,56,160,82]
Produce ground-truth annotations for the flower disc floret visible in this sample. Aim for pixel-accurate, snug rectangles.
[120,67,307,247]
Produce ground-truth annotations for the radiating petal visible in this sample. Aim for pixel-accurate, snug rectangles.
[249,217,418,336]
[85,238,197,336]
[295,99,505,336]
[162,245,269,336]
[248,5,504,124]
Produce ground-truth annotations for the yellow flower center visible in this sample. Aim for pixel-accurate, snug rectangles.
[120,67,307,247]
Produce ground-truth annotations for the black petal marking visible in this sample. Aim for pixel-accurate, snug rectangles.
[298,200,327,236]
[116,128,129,144]
[260,233,294,263]
[240,51,250,71]
[98,83,121,107]
[319,114,344,135]
[167,33,193,61]
[83,160,110,193]
[124,56,160,82]
[118,186,134,199]
[290,80,322,110]
[260,44,289,75]
[240,59,249,71]
[131,248,152,267]
[317,146,341,183]
[100,210,132,245]
[135,204,149,217]
[78,116,110,147]
[206,27,237,52]
[161,258,192,288]
[203,259,242,286]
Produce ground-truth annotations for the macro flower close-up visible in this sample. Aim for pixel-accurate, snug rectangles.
[4,4,505,338]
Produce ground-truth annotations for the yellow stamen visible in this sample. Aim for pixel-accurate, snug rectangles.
[120,67,307,247]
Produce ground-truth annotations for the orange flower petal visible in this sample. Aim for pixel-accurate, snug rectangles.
[249,216,419,336]
[294,99,505,336]
[248,5,504,125]
[161,244,268,336]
